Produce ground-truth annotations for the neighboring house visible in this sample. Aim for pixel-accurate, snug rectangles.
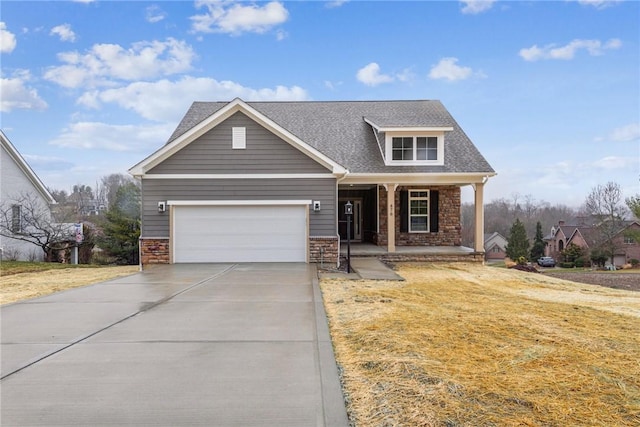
[129,98,495,266]
[484,232,507,261]
[0,130,57,261]
[544,219,640,266]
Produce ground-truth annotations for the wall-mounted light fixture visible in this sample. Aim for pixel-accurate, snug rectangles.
[158,201,166,213]
[312,201,321,211]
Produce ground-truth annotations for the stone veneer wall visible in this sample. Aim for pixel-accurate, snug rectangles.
[309,236,339,266]
[375,185,462,247]
[140,238,170,265]
[140,237,337,266]
[381,253,485,263]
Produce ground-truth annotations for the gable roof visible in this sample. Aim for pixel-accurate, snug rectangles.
[1,130,56,204]
[131,98,495,177]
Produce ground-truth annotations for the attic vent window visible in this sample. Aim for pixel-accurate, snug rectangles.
[232,127,246,149]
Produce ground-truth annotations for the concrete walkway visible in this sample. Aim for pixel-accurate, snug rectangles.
[350,258,405,280]
[1,263,349,426]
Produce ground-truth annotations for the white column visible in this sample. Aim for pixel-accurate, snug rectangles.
[386,184,397,253]
[474,182,485,253]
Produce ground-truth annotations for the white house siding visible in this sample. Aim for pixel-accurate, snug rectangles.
[0,142,52,261]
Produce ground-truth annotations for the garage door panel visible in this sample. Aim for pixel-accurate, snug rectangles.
[173,205,307,263]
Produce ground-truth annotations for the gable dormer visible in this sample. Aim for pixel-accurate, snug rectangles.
[364,118,452,166]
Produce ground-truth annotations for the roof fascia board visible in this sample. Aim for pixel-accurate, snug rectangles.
[341,172,496,186]
[129,98,346,176]
[362,118,453,133]
[1,131,56,204]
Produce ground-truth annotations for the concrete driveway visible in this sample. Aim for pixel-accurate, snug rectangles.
[1,263,349,426]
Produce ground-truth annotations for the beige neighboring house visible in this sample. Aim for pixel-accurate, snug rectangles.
[484,232,507,261]
[0,130,57,261]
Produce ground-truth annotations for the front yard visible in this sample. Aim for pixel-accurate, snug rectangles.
[320,263,640,426]
[0,262,138,305]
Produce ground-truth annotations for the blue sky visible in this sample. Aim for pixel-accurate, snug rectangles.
[1,0,638,207]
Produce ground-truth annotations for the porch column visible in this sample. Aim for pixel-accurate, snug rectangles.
[474,182,485,253]
[385,184,397,253]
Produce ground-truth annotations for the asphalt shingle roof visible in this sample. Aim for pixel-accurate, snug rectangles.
[167,100,495,174]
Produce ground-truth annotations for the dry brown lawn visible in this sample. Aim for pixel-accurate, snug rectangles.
[320,263,640,427]
[1,265,138,305]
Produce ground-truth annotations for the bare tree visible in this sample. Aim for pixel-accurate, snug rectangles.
[97,173,135,209]
[583,182,628,264]
[0,192,73,261]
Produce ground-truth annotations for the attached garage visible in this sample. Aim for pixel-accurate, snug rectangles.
[170,201,309,263]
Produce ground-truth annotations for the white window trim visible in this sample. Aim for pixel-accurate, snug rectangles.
[384,132,444,166]
[232,126,246,149]
[408,190,430,233]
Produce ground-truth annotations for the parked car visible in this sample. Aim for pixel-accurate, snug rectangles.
[537,257,556,267]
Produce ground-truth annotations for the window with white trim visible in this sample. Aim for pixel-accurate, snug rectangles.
[409,190,429,232]
[386,133,444,165]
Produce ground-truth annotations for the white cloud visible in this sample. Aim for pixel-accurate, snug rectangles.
[22,154,75,171]
[429,57,475,81]
[519,38,622,61]
[460,0,496,14]
[0,70,48,112]
[77,76,309,122]
[43,38,196,88]
[191,0,289,35]
[592,156,635,170]
[50,24,76,42]
[607,123,640,142]
[574,0,622,9]
[49,121,174,151]
[356,63,394,86]
[146,5,167,23]
[0,22,17,53]
[325,1,349,8]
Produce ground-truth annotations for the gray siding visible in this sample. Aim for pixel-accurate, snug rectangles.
[149,112,330,174]
[142,178,336,237]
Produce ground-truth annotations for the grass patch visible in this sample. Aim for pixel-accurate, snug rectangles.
[321,263,640,426]
[1,261,138,305]
[0,260,105,276]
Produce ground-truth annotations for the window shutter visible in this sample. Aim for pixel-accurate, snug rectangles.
[430,190,439,233]
[400,190,408,233]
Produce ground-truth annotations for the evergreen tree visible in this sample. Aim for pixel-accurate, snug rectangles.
[529,221,545,261]
[98,183,141,265]
[505,218,530,261]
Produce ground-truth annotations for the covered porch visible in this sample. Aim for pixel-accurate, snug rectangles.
[336,174,489,260]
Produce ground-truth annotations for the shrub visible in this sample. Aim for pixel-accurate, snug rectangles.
[574,257,589,268]
[630,259,639,268]
[560,262,575,268]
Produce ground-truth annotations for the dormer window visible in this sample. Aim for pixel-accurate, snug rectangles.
[385,132,445,166]
[363,117,452,166]
[392,136,438,161]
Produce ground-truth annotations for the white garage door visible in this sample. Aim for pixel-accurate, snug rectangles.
[172,203,308,263]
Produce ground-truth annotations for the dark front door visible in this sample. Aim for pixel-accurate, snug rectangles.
[338,199,362,241]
